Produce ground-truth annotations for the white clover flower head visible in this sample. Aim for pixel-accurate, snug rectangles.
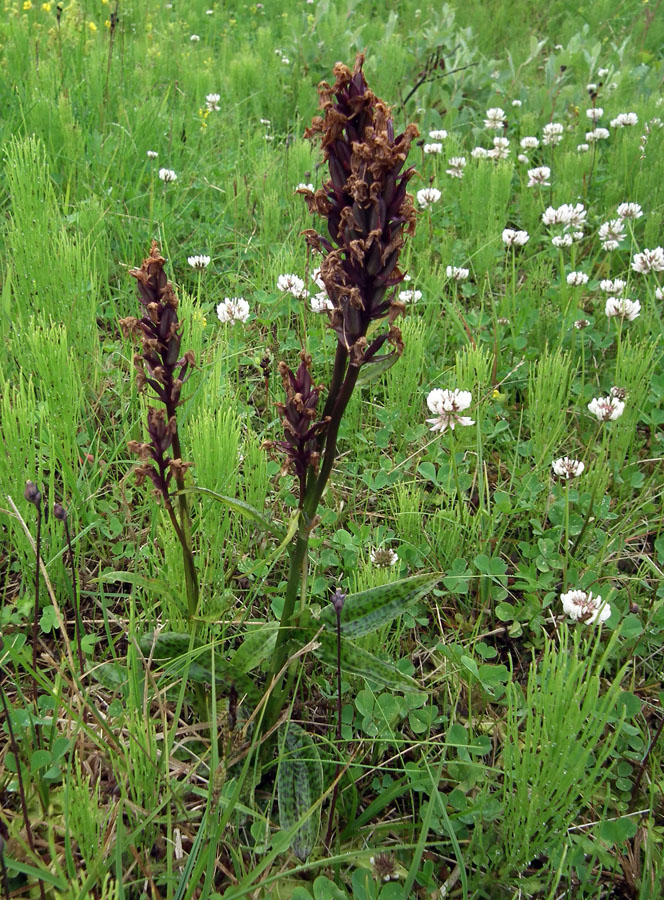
[572,231,585,242]
[370,547,399,568]
[484,107,506,129]
[542,122,564,145]
[566,271,589,286]
[146,150,158,159]
[310,292,334,313]
[610,385,628,401]
[552,234,573,248]
[158,167,177,182]
[187,254,211,270]
[512,99,522,108]
[527,166,551,187]
[655,287,664,301]
[586,83,598,92]
[599,278,626,293]
[281,57,291,65]
[543,203,586,230]
[205,92,221,110]
[446,265,469,281]
[574,318,590,329]
[190,34,201,41]
[446,157,466,178]
[429,129,448,140]
[561,590,611,624]
[520,136,539,149]
[610,112,638,127]
[216,297,250,324]
[605,297,641,321]
[502,228,530,247]
[617,202,643,219]
[598,219,625,251]
[632,247,664,275]
[426,388,475,433]
[260,118,271,126]
[586,107,604,121]
[588,395,625,421]
[416,187,442,208]
[586,127,610,142]
[577,142,590,153]
[597,67,609,78]
[206,9,214,14]
[398,289,422,304]
[277,273,307,298]
[296,182,314,191]
[517,153,529,164]
[552,457,585,478]
[423,143,443,154]
[471,146,490,159]
[489,137,510,159]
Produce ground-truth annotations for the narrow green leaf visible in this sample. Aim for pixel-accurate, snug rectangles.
[315,634,421,693]
[277,722,323,862]
[319,573,440,638]
[237,509,300,578]
[177,487,285,539]
[356,351,400,386]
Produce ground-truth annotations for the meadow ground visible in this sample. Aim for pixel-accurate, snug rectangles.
[1,0,664,897]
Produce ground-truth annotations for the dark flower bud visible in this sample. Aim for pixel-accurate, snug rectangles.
[24,481,41,509]
[331,587,346,613]
[53,502,68,522]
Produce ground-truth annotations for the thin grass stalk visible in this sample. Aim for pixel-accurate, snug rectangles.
[54,503,85,678]
[24,482,42,704]
[0,684,47,900]
[0,832,9,900]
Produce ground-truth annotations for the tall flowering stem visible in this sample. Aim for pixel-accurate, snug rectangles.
[265,56,418,728]
[120,242,199,619]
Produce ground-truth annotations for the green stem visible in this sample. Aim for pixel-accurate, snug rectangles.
[562,479,570,591]
[449,431,466,528]
[171,429,199,621]
[264,360,360,733]
[263,522,310,728]
[306,365,360,519]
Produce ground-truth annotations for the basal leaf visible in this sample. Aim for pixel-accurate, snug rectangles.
[319,573,440,638]
[277,722,323,862]
[230,623,279,673]
[315,634,421,693]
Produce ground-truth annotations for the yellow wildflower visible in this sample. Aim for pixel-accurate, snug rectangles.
[104,18,110,27]
[23,0,32,9]
[42,2,51,10]
[88,20,97,31]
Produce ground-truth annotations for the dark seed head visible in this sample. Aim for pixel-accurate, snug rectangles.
[331,587,346,613]
[24,481,42,509]
[53,502,68,522]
